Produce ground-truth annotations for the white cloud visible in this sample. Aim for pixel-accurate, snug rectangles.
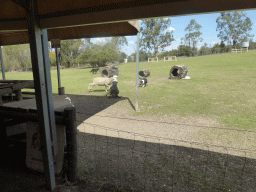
[165,43,179,51]
[167,27,175,32]
[164,27,175,33]
[129,41,135,44]
[93,37,111,44]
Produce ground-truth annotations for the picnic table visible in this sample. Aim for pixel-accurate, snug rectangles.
[0,80,34,104]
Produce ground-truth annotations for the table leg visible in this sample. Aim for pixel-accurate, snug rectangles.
[0,117,7,151]
[15,90,23,101]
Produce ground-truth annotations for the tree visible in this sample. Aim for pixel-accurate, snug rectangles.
[211,43,221,54]
[76,42,120,67]
[249,39,256,50]
[133,50,149,62]
[60,39,84,68]
[199,44,212,55]
[216,11,254,48]
[111,37,128,52]
[140,18,174,57]
[49,51,56,66]
[127,56,133,63]
[119,52,127,63]
[2,44,31,71]
[177,45,191,57]
[182,19,203,56]
[199,46,207,55]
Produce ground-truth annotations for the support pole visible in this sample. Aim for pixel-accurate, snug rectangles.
[0,46,5,80]
[55,48,61,88]
[135,32,140,111]
[64,107,77,182]
[55,48,65,95]
[27,0,58,190]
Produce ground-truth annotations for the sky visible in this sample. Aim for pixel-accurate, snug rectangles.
[92,9,256,56]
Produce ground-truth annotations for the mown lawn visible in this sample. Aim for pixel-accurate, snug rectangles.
[4,50,256,130]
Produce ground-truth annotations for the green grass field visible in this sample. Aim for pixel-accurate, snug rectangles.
[4,50,256,130]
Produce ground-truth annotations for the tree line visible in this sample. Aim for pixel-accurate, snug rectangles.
[1,37,128,71]
[1,11,255,71]
[131,10,255,61]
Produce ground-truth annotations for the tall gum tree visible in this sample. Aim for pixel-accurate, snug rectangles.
[60,39,84,68]
[111,37,128,52]
[216,11,253,48]
[182,19,203,56]
[140,18,174,57]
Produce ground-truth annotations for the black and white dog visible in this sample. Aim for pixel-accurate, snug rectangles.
[108,80,121,98]
[139,78,147,87]
[90,68,99,74]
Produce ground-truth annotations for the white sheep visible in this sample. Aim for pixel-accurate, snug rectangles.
[88,76,116,92]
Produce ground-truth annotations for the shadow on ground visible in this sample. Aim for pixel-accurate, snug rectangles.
[67,94,135,126]
[2,93,256,191]
[0,94,134,191]
[77,130,256,192]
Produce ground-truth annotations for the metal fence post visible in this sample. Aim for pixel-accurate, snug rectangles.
[0,46,5,80]
[135,32,140,111]
[55,48,61,89]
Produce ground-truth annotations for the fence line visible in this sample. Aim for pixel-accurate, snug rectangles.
[77,120,256,154]
[75,112,256,134]
[76,113,256,191]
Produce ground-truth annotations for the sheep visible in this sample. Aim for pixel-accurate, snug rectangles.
[88,76,116,92]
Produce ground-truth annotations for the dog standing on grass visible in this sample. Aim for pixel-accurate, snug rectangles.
[107,75,121,98]
[139,78,147,87]
[90,68,99,74]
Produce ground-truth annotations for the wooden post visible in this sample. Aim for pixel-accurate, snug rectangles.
[58,87,65,95]
[64,107,77,182]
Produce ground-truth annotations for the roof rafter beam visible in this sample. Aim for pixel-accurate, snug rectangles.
[40,0,256,29]
[11,0,30,11]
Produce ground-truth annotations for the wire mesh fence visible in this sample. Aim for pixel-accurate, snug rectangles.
[76,112,256,192]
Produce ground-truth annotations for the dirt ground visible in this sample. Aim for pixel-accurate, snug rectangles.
[2,94,256,191]
[70,93,256,154]
[68,94,256,191]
